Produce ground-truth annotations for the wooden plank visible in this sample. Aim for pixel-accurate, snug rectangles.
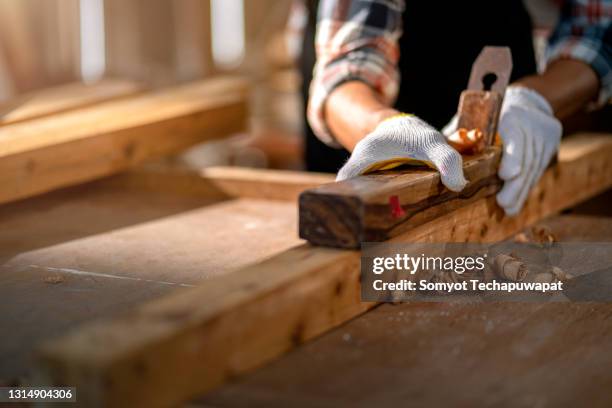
[200,167,334,201]
[300,147,502,248]
[95,166,334,202]
[0,76,248,205]
[36,133,612,407]
[0,79,143,126]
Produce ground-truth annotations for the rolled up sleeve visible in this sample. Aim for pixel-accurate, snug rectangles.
[546,0,612,105]
[307,0,404,147]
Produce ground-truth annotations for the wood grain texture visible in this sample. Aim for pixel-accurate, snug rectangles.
[0,79,143,126]
[36,133,612,408]
[0,76,248,205]
[0,171,299,381]
[200,167,334,201]
[300,147,502,248]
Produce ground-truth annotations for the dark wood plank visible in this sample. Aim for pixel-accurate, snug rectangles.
[299,147,502,248]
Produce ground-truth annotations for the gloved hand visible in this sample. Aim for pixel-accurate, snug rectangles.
[337,114,468,192]
[443,86,562,216]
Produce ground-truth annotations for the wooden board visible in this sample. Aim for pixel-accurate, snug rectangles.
[99,165,335,202]
[199,215,612,407]
[200,167,334,201]
[36,133,612,408]
[0,167,312,381]
[0,76,248,205]
[0,79,143,126]
[300,147,501,248]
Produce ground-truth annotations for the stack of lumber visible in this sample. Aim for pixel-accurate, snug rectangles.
[0,76,248,205]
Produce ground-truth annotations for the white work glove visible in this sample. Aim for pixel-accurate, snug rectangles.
[337,114,467,192]
[443,86,562,216]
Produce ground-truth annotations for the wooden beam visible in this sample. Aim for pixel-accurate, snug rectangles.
[0,79,143,126]
[36,134,612,408]
[0,76,248,205]
[94,166,334,202]
[300,147,501,248]
[199,167,334,201]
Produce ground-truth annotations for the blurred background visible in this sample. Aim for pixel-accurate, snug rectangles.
[0,0,585,172]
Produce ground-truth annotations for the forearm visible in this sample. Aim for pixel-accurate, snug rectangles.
[325,81,399,151]
[515,59,599,120]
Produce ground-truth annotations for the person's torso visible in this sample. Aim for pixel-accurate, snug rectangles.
[396,0,537,128]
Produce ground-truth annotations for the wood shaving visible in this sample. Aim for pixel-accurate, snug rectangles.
[513,226,557,244]
[551,266,573,281]
[531,225,556,244]
[492,253,527,281]
[529,266,572,284]
[447,128,486,154]
[513,232,530,243]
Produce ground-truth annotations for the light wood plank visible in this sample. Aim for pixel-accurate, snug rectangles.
[36,134,612,408]
[200,167,334,201]
[0,79,142,126]
[0,77,248,205]
[94,166,333,202]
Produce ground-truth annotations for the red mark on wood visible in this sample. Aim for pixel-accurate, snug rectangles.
[389,195,406,218]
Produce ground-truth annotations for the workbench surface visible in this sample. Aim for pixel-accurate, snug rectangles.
[198,199,612,407]
[0,175,300,380]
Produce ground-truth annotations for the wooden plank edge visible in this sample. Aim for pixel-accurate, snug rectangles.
[35,133,612,407]
[0,78,144,126]
[198,167,335,201]
[89,166,334,202]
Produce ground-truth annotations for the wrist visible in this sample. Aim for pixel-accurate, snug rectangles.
[513,59,599,119]
[371,107,402,127]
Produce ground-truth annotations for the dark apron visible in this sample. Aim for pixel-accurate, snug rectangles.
[302,0,537,172]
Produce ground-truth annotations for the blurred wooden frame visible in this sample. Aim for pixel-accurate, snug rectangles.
[0,0,222,93]
[0,0,81,97]
[104,0,215,86]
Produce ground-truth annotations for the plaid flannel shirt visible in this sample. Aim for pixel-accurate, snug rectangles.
[308,0,612,146]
